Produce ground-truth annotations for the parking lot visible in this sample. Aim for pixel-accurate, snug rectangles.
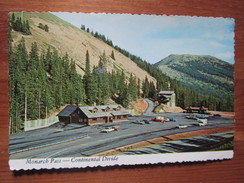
[9,112,234,159]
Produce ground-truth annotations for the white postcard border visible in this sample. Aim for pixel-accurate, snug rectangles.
[9,150,233,170]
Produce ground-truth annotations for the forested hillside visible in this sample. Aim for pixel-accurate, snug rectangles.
[8,38,141,133]
[155,54,234,98]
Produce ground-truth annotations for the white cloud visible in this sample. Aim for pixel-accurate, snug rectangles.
[209,41,226,48]
[213,52,234,62]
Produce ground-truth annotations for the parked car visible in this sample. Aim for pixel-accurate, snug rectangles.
[143,120,151,124]
[195,114,208,119]
[177,124,188,129]
[198,122,206,126]
[185,114,197,119]
[110,126,121,131]
[169,118,177,122]
[164,118,170,122]
[101,127,116,133]
[151,116,165,122]
[132,120,145,125]
[197,119,207,126]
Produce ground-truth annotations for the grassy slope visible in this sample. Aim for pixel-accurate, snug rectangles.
[10,12,156,83]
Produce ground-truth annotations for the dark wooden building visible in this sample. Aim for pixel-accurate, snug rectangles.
[57,105,129,125]
[57,105,83,123]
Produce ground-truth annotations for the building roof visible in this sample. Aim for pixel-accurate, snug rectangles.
[57,105,78,117]
[158,91,175,95]
[79,105,128,118]
[185,107,208,110]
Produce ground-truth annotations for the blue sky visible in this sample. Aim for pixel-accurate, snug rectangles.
[52,12,235,64]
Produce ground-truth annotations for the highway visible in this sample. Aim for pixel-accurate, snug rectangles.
[9,112,234,159]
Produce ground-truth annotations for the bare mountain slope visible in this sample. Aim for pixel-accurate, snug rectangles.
[11,12,156,83]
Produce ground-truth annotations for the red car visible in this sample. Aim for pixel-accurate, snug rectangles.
[151,117,165,122]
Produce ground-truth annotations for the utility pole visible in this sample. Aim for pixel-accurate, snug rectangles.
[21,11,23,23]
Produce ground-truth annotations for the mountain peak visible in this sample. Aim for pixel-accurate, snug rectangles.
[155,54,232,67]
[154,54,234,98]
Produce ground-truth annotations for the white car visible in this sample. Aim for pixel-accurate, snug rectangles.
[198,122,206,127]
[164,118,170,122]
[186,115,197,120]
[177,124,188,129]
[198,119,207,126]
[101,127,115,133]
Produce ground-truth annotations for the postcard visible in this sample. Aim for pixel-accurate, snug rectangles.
[8,12,235,170]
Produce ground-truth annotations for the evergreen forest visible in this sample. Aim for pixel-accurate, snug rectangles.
[8,38,141,133]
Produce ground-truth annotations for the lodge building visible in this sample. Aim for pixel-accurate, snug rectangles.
[57,105,129,125]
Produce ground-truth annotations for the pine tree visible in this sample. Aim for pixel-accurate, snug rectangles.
[137,78,141,98]
[81,25,85,30]
[128,73,138,101]
[50,49,63,108]
[83,50,97,105]
[27,42,40,120]
[10,13,16,28]
[120,84,130,107]
[148,81,156,99]
[142,77,150,98]
[69,59,85,104]
[111,50,115,60]
[44,25,49,32]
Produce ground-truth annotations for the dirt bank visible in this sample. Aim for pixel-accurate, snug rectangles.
[130,99,148,115]
[154,104,184,113]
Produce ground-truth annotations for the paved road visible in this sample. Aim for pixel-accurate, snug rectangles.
[10,113,234,159]
[142,98,156,115]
